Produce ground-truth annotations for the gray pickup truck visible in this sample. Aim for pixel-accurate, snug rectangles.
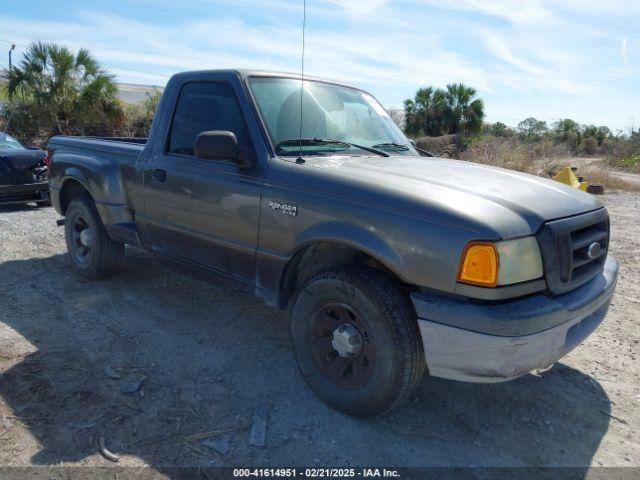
[48,70,618,417]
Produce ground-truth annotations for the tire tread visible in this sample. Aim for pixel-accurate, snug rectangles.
[293,265,425,416]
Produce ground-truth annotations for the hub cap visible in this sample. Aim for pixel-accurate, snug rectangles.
[331,323,363,358]
[309,303,376,388]
[71,214,93,265]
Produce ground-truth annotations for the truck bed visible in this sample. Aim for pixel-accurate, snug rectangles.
[48,136,146,158]
[47,135,147,228]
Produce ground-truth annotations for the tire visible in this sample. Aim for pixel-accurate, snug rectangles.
[64,194,124,279]
[290,266,425,417]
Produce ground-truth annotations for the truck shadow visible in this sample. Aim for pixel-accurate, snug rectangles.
[0,252,610,475]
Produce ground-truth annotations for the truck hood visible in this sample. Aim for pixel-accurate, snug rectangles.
[307,155,603,238]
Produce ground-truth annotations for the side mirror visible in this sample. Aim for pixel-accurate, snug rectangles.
[194,130,254,168]
[195,130,239,161]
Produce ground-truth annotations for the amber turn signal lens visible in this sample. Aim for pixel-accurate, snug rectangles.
[458,242,498,287]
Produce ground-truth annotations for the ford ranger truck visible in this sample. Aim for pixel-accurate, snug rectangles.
[47,70,618,417]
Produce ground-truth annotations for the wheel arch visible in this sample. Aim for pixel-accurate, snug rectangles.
[278,233,408,307]
[58,175,93,215]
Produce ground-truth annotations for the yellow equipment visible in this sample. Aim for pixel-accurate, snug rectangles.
[553,167,588,191]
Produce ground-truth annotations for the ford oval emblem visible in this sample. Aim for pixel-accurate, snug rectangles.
[587,242,601,259]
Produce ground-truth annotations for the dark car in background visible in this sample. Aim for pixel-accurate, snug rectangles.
[0,132,50,207]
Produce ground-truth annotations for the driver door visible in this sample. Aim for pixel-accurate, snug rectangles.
[142,81,262,282]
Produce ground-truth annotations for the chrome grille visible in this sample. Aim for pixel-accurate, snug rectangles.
[538,209,609,295]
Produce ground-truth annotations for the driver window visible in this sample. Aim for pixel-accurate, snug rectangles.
[169,82,249,156]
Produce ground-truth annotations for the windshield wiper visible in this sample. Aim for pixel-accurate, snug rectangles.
[372,142,435,157]
[275,138,389,158]
[371,142,410,151]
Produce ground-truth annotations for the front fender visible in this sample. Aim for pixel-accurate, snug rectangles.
[292,220,405,276]
[254,219,409,307]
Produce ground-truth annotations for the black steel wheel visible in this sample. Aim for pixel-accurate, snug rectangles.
[290,266,425,417]
[64,194,124,279]
[69,213,94,266]
[309,303,376,389]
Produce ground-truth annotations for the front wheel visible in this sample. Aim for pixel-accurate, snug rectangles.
[64,194,124,279]
[290,266,425,417]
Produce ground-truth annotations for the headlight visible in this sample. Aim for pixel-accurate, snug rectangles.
[458,237,543,287]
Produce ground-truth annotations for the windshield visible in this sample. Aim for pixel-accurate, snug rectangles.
[0,133,24,150]
[249,77,417,157]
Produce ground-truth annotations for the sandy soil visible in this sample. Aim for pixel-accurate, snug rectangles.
[0,190,639,477]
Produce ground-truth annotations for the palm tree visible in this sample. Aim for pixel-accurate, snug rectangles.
[403,83,484,137]
[404,87,431,136]
[444,83,484,135]
[4,41,121,135]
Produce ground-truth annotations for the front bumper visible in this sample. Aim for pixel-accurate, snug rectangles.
[0,182,49,205]
[411,256,618,383]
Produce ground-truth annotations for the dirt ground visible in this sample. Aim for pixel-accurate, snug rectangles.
[0,189,639,477]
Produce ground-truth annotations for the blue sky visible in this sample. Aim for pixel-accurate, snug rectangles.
[2,0,638,131]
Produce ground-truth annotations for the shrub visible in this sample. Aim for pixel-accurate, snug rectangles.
[415,133,460,157]
[609,154,640,172]
[608,133,640,172]
[531,139,569,159]
[583,137,598,155]
[120,90,161,138]
[458,136,532,172]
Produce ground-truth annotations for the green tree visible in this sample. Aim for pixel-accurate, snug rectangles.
[404,87,445,136]
[582,125,611,146]
[552,119,580,141]
[486,121,514,137]
[3,41,122,136]
[517,117,548,141]
[552,119,581,151]
[443,83,484,135]
[404,83,484,137]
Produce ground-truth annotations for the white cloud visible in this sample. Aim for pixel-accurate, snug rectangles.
[324,0,389,16]
[0,10,489,92]
[620,37,629,65]
[420,0,553,25]
[479,30,589,95]
[555,0,640,17]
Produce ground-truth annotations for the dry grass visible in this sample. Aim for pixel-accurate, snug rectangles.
[457,135,640,192]
[459,137,533,172]
[579,169,640,192]
[608,154,640,173]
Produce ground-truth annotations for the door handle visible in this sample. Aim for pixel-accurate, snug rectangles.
[151,169,167,183]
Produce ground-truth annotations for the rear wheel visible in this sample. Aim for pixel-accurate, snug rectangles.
[290,266,425,417]
[64,195,124,279]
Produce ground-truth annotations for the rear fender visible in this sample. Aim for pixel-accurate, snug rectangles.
[54,154,131,227]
